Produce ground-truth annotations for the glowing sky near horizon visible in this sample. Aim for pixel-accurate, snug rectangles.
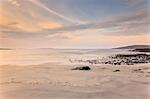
[0,0,149,49]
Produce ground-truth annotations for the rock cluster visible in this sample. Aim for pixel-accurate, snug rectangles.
[103,54,150,65]
[69,54,150,65]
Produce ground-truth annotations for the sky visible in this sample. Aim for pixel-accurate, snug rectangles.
[0,0,149,49]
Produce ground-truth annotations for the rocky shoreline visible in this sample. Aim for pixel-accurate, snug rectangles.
[103,54,150,65]
[69,54,150,65]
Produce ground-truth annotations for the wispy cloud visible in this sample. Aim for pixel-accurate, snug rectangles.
[8,0,20,7]
[0,0,149,48]
[42,8,149,36]
[28,0,82,24]
[1,7,148,39]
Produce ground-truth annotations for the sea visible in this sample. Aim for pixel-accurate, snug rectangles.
[0,49,135,65]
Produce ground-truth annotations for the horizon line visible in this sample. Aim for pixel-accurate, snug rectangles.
[0,44,150,50]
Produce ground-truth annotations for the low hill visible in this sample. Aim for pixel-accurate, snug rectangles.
[0,48,13,50]
[114,45,150,49]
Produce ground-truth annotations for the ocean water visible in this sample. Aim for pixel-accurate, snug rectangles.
[0,49,134,65]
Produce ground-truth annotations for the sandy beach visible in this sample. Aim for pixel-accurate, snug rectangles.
[0,49,150,99]
[1,0,149,98]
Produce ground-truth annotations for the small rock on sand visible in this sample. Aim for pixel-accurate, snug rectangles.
[113,69,120,72]
[71,66,91,70]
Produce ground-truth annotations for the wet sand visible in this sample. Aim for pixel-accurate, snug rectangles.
[0,62,150,99]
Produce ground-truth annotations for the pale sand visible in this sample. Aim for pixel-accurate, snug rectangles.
[0,63,150,99]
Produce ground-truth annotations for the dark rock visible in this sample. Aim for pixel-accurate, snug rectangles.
[72,66,91,70]
[113,69,120,72]
[134,69,142,71]
[133,68,144,73]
